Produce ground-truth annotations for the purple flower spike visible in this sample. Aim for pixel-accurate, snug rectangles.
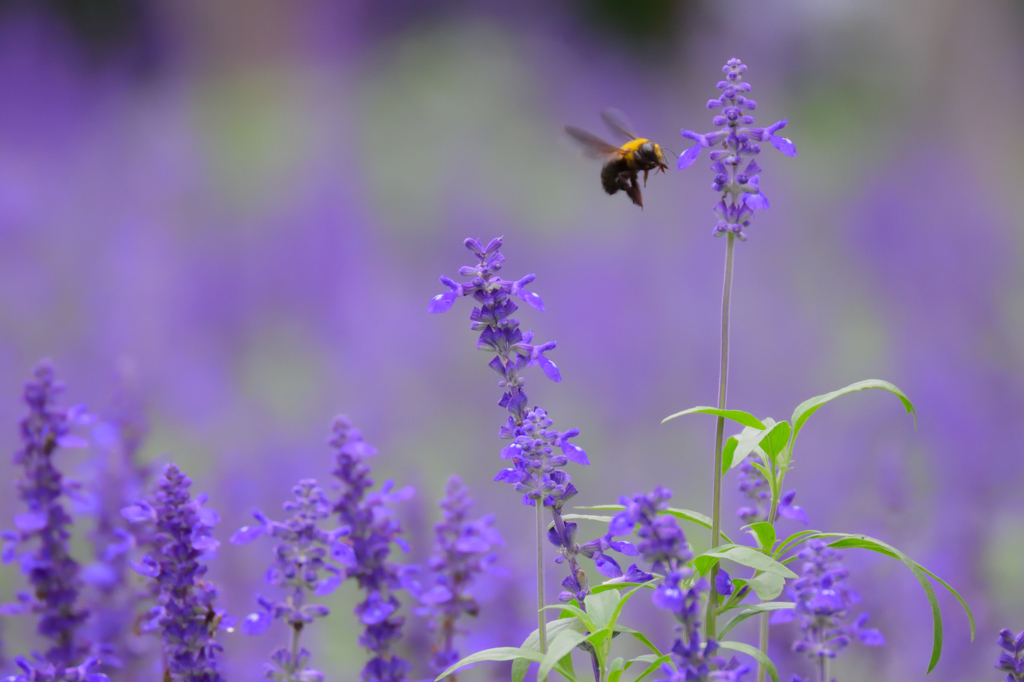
[776,540,883,669]
[2,362,90,667]
[233,479,346,682]
[679,58,796,241]
[996,628,1024,681]
[331,417,414,682]
[411,476,502,674]
[122,463,225,681]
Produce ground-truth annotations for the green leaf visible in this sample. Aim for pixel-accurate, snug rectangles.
[727,424,769,471]
[612,625,663,655]
[819,532,975,672]
[662,507,735,545]
[696,545,797,579]
[718,641,779,682]
[605,582,656,633]
[513,618,590,682]
[773,529,821,559]
[630,655,674,682]
[559,514,616,525]
[744,522,776,551]
[583,589,621,629]
[722,435,740,475]
[760,421,791,464]
[541,604,596,632]
[435,647,574,681]
[607,657,625,682]
[662,406,766,430]
[787,380,915,466]
[538,629,588,682]
[717,602,796,639]
[745,572,786,600]
[625,654,662,669]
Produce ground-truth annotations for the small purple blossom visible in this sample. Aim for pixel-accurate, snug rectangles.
[996,629,1024,682]
[232,479,349,681]
[1,362,91,667]
[406,476,502,674]
[122,464,226,682]
[770,540,883,680]
[331,416,414,682]
[736,456,807,526]
[678,58,796,240]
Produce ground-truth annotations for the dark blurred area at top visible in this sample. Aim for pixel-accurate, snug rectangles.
[0,0,692,74]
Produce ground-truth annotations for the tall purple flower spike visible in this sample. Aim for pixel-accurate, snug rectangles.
[678,58,797,241]
[996,629,1024,682]
[607,488,748,682]
[1,361,92,669]
[231,479,352,682]
[122,463,227,682]
[331,416,415,682]
[771,540,884,681]
[404,476,502,674]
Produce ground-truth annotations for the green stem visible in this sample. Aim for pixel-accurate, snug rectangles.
[758,473,783,682]
[706,232,736,641]
[536,503,548,657]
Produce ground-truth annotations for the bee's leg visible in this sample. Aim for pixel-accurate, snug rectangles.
[623,173,643,208]
[643,169,650,187]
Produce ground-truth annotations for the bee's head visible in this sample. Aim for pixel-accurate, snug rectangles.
[638,141,669,170]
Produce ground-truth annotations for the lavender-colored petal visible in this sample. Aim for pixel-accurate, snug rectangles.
[241,611,272,636]
[13,512,48,531]
[230,525,265,545]
[428,291,458,313]
[714,568,734,596]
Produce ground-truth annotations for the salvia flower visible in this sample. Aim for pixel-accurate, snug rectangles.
[735,456,807,525]
[678,58,797,240]
[2,656,108,682]
[996,629,1024,682]
[83,387,153,676]
[122,463,226,682]
[1,361,91,667]
[609,488,747,681]
[231,479,354,682]
[771,540,883,680]
[405,476,502,674]
[331,416,415,682]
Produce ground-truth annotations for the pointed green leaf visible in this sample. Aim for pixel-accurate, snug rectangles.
[435,647,574,681]
[541,604,596,631]
[760,421,791,464]
[607,657,625,682]
[818,532,975,672]
[538,629,588,681]
[717,602,796,639]
[513,618,590,682]
[718,641,779,682]
[697,545,797,579]
[611,625,662,655]
[744,522,776,551]
[662,406,766,429]
[630,655,674,682]
[787,380,915,466]
[773,529,821,559]
[583,589,621,630]
[606,582,656,633]
[747,572,786,600]
[662,507,735,545]
[559,514,617,524]
[722,435,740,474]
[625,654,662,669]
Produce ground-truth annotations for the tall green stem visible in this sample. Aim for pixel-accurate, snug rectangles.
[705,232,736,641]
[536,503,548,657]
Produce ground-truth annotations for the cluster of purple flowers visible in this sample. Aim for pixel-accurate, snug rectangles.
[404,476,502,674]
[0,362,94,678]
[429,237,587,509]
[997,629,1024,682]
[607,488,747,682]
[231,479,354,682]
[678,58,797,240]
[735,457,807,526]
[121,463,227,682]
[331,416,414,682]
[770,540,883,682]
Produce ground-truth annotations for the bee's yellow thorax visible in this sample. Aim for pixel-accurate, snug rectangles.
[620,138,650,153]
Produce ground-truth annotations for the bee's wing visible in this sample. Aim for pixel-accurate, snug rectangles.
[600,108,639,141]
[565,126,622,159]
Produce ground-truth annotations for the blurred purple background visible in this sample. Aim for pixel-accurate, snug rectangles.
[0,1,1021,680]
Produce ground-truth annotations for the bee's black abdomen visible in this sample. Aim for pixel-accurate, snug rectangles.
[600,161,622,195]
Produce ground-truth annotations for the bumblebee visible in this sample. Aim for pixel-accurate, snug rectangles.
[565,109,670,208]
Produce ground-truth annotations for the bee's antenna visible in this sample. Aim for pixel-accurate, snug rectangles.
[663,147,679,160]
